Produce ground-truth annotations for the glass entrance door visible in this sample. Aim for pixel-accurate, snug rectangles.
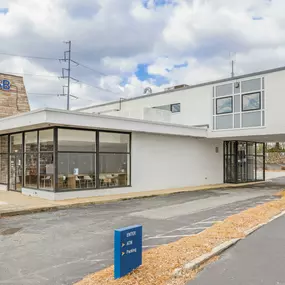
[224,141,265,183]
[237,142,247,183]
[9,154,23,191]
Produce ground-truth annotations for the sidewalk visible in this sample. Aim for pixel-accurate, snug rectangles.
[188,214,285,285]
[0,181,263,217]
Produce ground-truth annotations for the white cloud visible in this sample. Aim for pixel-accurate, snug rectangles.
[1,0,285,110]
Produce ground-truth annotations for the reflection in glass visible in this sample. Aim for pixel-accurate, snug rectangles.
[9,155,23,191]
[0,136,8,153]
[99,132,130,152]
[40,129,54,151]
[256,156,264,180]
[242,92,260,111]
[256,143,264,155]
[0,154,8,184]
[25,131,38,152]
[58,129,95,152]
[99,153,129,187]
[40,153,54,190]
[25,153,38,188]
[58,153,96,189]
[216,97,233,114]
[10,134,22,153]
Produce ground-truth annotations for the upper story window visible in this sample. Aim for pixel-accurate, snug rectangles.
[154,103,181,113]
[242,92,261,112]
[213,77,265,130]
[216,97,233,114]
[170,103,181,113]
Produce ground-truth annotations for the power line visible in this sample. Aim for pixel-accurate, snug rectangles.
[3,71,121,94]
[1,71,61,78]
[74,79,121,95]
[0,52,58,61]
[28,92,59,96]
[75,61,107,77]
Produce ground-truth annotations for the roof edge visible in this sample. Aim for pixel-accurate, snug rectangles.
[76,65,285,111]
[0,72,23,79]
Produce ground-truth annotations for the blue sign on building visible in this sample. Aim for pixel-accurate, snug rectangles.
[0,80,11,91]
[114,225,142,279]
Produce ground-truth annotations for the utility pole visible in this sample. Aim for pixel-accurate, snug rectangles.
[229,52,236,78]
[231,60,234,78]
[60,41,78,110]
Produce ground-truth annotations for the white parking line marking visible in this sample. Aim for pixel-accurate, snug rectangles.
[194,221,219,225]
[177,227,207,231]
[201,216,217,222]
[147,234,194,239]
[145,224,190,240]
[143,244,167,248]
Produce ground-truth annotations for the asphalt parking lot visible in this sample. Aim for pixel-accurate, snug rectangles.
[0,178,284,285]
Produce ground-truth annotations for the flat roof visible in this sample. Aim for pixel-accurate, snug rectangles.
[0,72,23,79]
[77,65,285,111]
[0,108,208,138]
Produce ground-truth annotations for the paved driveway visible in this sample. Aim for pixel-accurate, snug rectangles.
[188,213,285,285]
[1,178,285,285]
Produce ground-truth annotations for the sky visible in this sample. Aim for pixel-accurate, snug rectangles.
[0,0,285,110]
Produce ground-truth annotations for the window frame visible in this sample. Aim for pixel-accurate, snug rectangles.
[2,127,132,192]
[170,103,181,113]
[216,96,233,115]
[242,91,261,112]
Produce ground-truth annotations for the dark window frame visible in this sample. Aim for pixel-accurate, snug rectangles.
[216,96,233,115]
[224,141,265,184]
[242,91,261,112]
[170,103,181,113]
[0,135,9,185]
[2,127,132,193]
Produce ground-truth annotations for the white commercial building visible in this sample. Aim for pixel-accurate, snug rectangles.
[1,66,285,200]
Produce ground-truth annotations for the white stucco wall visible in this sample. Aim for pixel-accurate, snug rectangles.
[79,68,285,141]
[23,131,223,200]
[209,69,285,140]
[80,85,213,127]
[130,133,223,191]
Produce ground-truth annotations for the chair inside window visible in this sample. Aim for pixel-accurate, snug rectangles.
[84,175,94,188]
[41,176,51,188]
[75,176,82,188]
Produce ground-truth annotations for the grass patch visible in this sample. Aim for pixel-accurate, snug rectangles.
[75,191,285,285]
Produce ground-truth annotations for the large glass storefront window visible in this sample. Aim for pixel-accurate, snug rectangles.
[99,132,130,188]
[3,128,131,192]
[58,129,96,190]
[58,153,96,189]
[24,132,38,188]
[39,129,54,190]
[9,134,23,191]
[0,136,8,185]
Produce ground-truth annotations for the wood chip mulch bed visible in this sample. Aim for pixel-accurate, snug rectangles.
[75,191,285,285]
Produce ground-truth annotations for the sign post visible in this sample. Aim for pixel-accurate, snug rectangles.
[114,225,142,279]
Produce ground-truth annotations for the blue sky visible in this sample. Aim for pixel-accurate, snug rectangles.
[142,0,177,8]
[0,8,8,14]
[135,64,170,86]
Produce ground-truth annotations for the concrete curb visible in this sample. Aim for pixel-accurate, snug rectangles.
[173,238,240,276]
[173,210,285,277]
[0,181,267,218]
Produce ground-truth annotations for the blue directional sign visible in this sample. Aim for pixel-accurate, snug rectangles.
[114,225,142,279]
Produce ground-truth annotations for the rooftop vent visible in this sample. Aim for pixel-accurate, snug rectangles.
[143,87,152,95]
[164,84,190,91]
